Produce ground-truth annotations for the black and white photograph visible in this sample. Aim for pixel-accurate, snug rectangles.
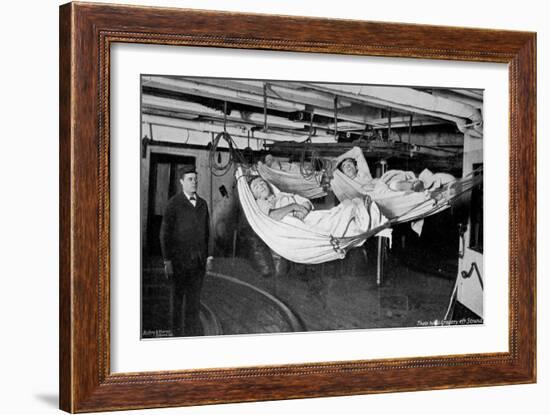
[140,76,484,338]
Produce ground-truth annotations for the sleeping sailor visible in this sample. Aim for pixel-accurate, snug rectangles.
[334,147,425,192]
[334,146,456,194]
[249,176,388,238]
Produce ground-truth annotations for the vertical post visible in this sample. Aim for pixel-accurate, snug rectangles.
[379,159,387,175]
[377,237,385,286]
[209,132,214,258]
[407,113,413,170]
[263,83,268,132]
[334,96,339,140]
[387,108,392,141]
[232,229,238,259]
[408,113,413,145]
[376,158,388,286]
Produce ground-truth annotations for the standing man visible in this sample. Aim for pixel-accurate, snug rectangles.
[160,165,210,337]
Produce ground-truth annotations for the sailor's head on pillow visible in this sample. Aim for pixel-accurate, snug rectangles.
[338,158,358,179]
[249,176,272,200]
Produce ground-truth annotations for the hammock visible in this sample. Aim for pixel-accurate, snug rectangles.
[331,169,454,229]
[255,162,461,234]
[236,167,392,264]
[330,147,464,229]
[256,162,326,200]
[256,148,469,234]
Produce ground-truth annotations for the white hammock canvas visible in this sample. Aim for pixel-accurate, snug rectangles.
[256,162,326,199]
[330,147,457,231]
[256,150,455,230]
[331,170,450,225]
[237,168,391,264]
[256,161,454,234]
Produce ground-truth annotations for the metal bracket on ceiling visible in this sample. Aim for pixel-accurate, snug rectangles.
[263,83,268,133]
[334,96,339,141]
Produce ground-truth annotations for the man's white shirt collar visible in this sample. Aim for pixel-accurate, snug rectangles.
[183,191,197,206]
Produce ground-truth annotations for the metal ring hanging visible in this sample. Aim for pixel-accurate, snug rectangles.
[208,101,250,176]
[209,131,234,176]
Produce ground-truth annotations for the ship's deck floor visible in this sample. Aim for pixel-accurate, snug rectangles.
[142,248,456,337]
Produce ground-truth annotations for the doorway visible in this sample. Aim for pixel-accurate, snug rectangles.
[145,152,196,259]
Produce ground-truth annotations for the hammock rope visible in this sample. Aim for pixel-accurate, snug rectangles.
[209,104,251,177]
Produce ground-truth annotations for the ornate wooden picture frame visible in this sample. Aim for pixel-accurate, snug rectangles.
[59,2,536,412]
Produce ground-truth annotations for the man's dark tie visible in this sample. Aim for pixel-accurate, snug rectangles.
[190,195,196,206]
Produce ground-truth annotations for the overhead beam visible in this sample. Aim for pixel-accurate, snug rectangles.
[143,95,442,134]
[142,94,304,129]
[173,78,354,111]
[266,141,463,165]
[370,116,446,129]
[449,88,484,99]
[267,83,352,110]
[142,76,482,135]
[142,94,369,134]
[142,114,336,144]
[312,83,479,120]
[328,116,446,130]
[430,90,483,109]
[175,78,267,96]
[142,76,304,112]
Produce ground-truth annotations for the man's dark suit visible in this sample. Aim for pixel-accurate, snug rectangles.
[160,192,210,336]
